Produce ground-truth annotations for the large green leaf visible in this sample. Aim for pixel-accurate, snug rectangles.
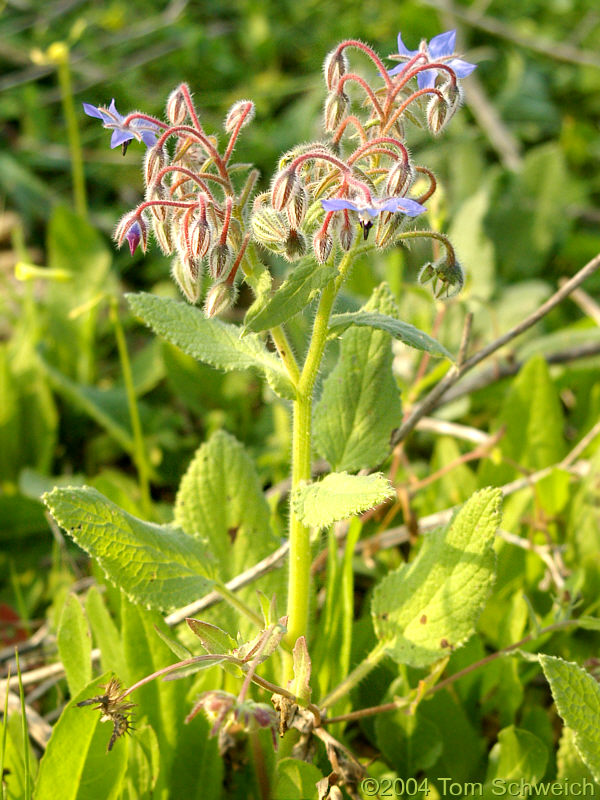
[292,472,394,529]
[272,758,322,800]
[126,293,293,399]
[313,283,403,472]
[174,430,278,581]
[328,311,453,360]
[540,655,600,781]
[244,260,337,332]
[43,486,214,611]
[57,593,92,697]
[35,674,128,800]
[486,726,548,783]
[372,488,501,667]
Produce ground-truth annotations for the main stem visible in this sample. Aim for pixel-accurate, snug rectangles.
[284,249,356,677]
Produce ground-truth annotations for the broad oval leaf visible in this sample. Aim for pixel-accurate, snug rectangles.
[126,292,293,399]
[539,654,600,781]
[328,310,453,360]
[43,486,214,611]
[372,488,501,667]
[57,593,92,696]
[292,471,395,530]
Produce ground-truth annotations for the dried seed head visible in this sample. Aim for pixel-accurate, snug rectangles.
[323,48,349,90]
[224,100,255,133]
[166,87,187,125]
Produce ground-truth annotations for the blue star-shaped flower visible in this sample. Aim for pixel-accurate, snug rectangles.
[83,99,159,149]
[321,195,426,239]
[388,30,476,90]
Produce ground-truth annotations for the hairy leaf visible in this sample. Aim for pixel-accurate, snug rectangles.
[292,472,394,529]
[43,486,214,611]
[328,310,453,360]
[372,488,501,667]
[126,292,293,399]
[540,655,600,781]
[57,593,92,697]
[314,283,403,472]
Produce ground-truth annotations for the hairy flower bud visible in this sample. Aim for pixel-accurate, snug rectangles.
[204,280,237,318]
[189,213,212,258]
[283,229,307,261]
[323,48,349,90]
[208,242,233,281]
[374,211,404,248]
[114,211,148,254]
[146,184,168,222]
[166,87,187,125]
[323,90,349,132]
[171,254,202,304]
[251,207,289,246]
[385,159,416,197]
[313,229,333,264]
[286,185,308,228]
[224,100,255,133]
[427,96,452,136]
[143,145,167,188]
[152,218,174,255]
[271,169,298,211]
[338,217,354,251]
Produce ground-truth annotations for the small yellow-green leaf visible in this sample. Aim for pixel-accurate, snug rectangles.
[292,472,395,529]
[372,488,501,667]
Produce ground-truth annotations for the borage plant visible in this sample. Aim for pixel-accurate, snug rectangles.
[40,29,600,799]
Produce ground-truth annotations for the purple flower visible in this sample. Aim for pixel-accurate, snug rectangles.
[322,195,426,239]
[83,99,159,149]
[388,30,477,90]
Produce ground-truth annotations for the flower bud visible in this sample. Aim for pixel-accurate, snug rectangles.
[323,90,349,132]
[271,169,298,211]
[114,211,148,254]
[189,213,212,258]
[283,229,307,261]
[146,184,168,222]
[144,145,167,188]
[251,207,289,246]
[171,255,202,304]
[338,217,354,251]
[166,87,187,125]
[152,218,175,254]
[208,242,233,281]
[375,212,403,248]
[385,159,415,197]
[224,100,255,133]
[313,229,333,264]
[323,48,349,90]
[427,96,452,136]
[286,185,308,228]
[204,280,237,318]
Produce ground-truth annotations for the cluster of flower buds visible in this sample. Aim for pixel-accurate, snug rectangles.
[84,31,476,308]
[85,86,257,315]
[250,30,475,284]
